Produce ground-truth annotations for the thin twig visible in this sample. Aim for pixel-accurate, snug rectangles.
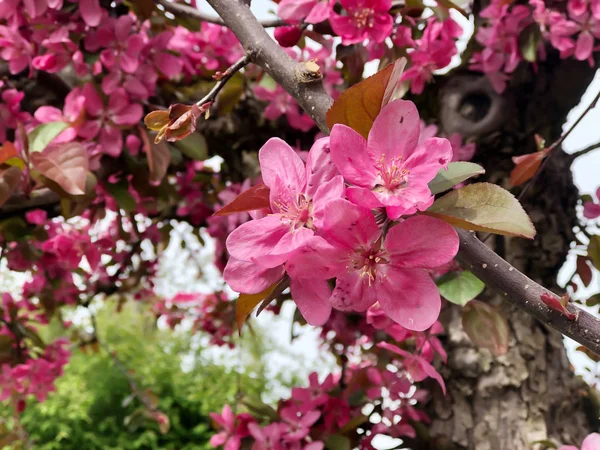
[518,90,600,202]
[206,0,600,354]
[571,140,600,159]
[155,0,287,27]
[196,53,252,107]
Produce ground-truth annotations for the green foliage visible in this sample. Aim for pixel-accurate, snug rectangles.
[2,303,269,450]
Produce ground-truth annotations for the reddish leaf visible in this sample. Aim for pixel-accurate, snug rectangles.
[509,149,549,187]
[140,129,171,185]
[326,58,407,139]
[30,142,89,196]
[0,141,18,165]
[577,255,593,287]
[576,345,600,362]
[214,183,271,216]
[462,300,510,356]
[0,166,22,207]
[540,292,576,320]
[235,282,278,333]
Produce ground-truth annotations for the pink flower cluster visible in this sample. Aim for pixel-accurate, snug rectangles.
[0,292,70,411]
[0,82,30,142]
[210,307,449,449]
[402,18,463,94]
[0,339,70,408]
[472,0,600,92]
[224,99,459,332]
[153,292,237,348]
[1,1,243,160]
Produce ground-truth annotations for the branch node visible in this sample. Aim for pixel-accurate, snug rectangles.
[294,61,323,84]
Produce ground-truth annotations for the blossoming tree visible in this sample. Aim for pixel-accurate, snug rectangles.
[1,0,600,448]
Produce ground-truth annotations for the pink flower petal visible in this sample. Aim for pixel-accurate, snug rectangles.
[224,258,285,294]
[226,215,290,263]
[367,100,421,162]
[386,216,458,269]
[80,0,102,27]
[290,277,332,325]
[377,268,441,331]
[329,124,377,187]
[582,433,600,450]
[322,199,380,250]
[259,138,307,192]
[330,271,379,312]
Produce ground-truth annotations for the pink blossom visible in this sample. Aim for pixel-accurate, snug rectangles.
[224,137,343,293]
[330,0,393,45]
[80,0,103,27]
[287,200,459,330]
[403,18,462,94]
[25,209,48,225]
[34,88,86,143]
[0,23,34,74]
[209,405,255,450]
[144,30,183,79]
[254,84,315,131]
[280,406,320,441]
[569,12,600,62]
[583,187,600,219]
[278,0,331,25]
[329,99,453,218]
[0,86,31,142]
[568,0,600,20]
[78,83,143,157]
[378,342,446,393]
[248,423,285,450]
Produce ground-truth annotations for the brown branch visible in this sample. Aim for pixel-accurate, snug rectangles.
[196,53,252,107]
[571,140,600,160]
[206,0,333,132]
[0,189,60,220]
[206,0,600,354]
[155,0,287,28]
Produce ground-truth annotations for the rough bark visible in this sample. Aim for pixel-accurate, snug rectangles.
[419,56,599,450]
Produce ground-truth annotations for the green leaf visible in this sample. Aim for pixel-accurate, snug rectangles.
[585,294,600,307]
[588,235,600,271]
[325,434,351,450]
[216,73,245,115]
[429,162,485,195]
[173,133,208,161]
[518,23,542,63]
[425,182,536,239]
[462,300,509,356]
[28,122,69,153]
[437,271,485,306]
[106,179,137,212]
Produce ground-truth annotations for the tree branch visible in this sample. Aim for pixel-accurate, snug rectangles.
[196,53,252,107]
[207,0,600,354]
[155,0,287,28]
[571,141,600,160]
[206,0,333,132]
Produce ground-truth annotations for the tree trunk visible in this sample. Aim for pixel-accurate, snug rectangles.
[418,55,599,449]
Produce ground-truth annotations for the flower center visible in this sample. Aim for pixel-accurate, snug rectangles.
[274,194,313,229]
[374,155,410,192]
[349,242,389,285]
[353,8,374,28]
